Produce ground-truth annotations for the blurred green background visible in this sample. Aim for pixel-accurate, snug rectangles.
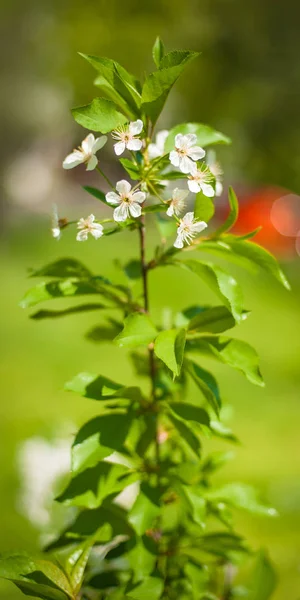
[1,1,300,598]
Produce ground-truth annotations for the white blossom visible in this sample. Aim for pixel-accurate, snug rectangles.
[51,205,61,239]
[148,129,169,160]
[112,119,143,156]
[76,214,103,241]
[207,150,223,196]
[63,133,107,171]
[166,188,189,217]
[106,180,146,222]
[188,163,215,197]
[174,211,207,249]
[169,133,205,174]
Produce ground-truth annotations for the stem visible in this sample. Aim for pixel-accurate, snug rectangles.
[96,165,114,189]
[138,217,160,467]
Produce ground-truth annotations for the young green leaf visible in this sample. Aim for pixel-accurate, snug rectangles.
[176,259,244,323]
[83,185,108,204]
[29,258,92,279]
[66,540,93,596]
[119,158,141,180]
[20,279,100,308]
[65,372,142,403]
[152,36,165,67]
[126,576,164,600]
[114,313,157,348]
[164,122,231,153]
[72,97,128,133]
[213,186,238,236]
[187,305,240,334]
[194,191,215,223]
[180,485,206,528]
[248,551,277,600]
[72,412,133,474]
[167,411,201,458]
[169,403,210,428]
[154,328,186,377]
[0,554,72,600]
[206,483,277,517]
[126,535,157,582]
[185,360,221,415]
[128,483,161,535]
[186,336,264,387]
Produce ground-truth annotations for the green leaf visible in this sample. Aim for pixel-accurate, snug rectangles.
[126,536,157,582]
[126,576,164,600]
[65,372,142,403]
[213,186,238,236]
[206,484,277,517]
[181,485,206,528]
[83,185,108,204]
[72,412,133,474]
[57,461,133,508]
[186,336,264,387]
[0,554,72,600]
[119,158,141,180]
[20,280,98,308]
[114,313,157,348]
[155,213,177,239]
[128,483,161,535]
[141,51,199,124]
[169,403,210,427]
[194,191,215,223]
[29,258,91,279]
[64,540,93,595]
[152,36,165,67]
[209,420,238,443]
[185,360,221,415]
[30,303,106,320]
[167,411,201,458]
[177,259,244,323]
[72,97,127,133]
[164,122,231,153]
[249,551,277,600]
[80,53,141,117]
[154,328,186,377]
[187,305,241,334]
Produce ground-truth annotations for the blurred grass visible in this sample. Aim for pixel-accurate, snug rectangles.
[0,217,300,598]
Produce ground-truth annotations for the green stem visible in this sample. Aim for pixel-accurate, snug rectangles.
[96,165,114,189]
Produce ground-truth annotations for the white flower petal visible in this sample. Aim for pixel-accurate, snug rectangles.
[180,155,194,174]
[166,205,174,217]
[192,220,208,234]
[188,179,201,194]
[184,133,198,147]
[183,212,195,224]
[148,143,161,160]
[106,191,121,206]
[86,155,98,171]
[114,202,129,222]
[127,138,143,152]
[174,233,184,249]
[201,183,215,197]
[173,188,189,202]
[92,135,107,152]
[131,191,146,204]
[216,181,223,196]
[129,119,143,135]
[76,230,89,242]
[116,179,131,195]
[188,146,206,161]
[129,202,142,218]
[91,224,104,239]
[62,150,84,169]
[81,133,95,154]
[174,133,184,148]
[156,130,169,151]
[52,228,60,239]
[114,141,126,156]
[169,151,180,167]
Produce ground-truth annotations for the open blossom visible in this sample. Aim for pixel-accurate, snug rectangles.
[106,180,146,222]
[174,211,207,248]
[62,133,107,171]
[207,150,223,196]
[169,133,205,174]
[188,163,215,197]
[148,130,169,160]
[76,214,103,241]
[112,119,143,156]
[166,188,189,217]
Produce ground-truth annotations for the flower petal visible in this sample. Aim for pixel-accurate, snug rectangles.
[188,146,206,161]
[129,202,142,218]
[201,183,215,197]
[169,151,180,167]
[166,205,174,217]
[148,143,161,160]
[174,233,184,249]
[62,150,84,169]
[114,141,126,156]
[127,138,143,152]
[86,155,98,171]
[131,191,146,204]
[106,191,121,206]
[184,133,198,147]
[91,224,104,239]
[188,179,200,194]
[173,188,189,202]
[76,230,89,242]
[180,156,194,174]
[129,119,143,135]
[92,135,108,152]
[116,179,131,195]
[156,130,169,151]
[216,181,223,196]
[114,202,129,222]
[182,212,195,224]
[174,133,184,148]
[192,220,208,234]
[81,133,95,154]
[52,228,61,239]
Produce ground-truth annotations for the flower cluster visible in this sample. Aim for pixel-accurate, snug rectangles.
[61,121,223,246]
